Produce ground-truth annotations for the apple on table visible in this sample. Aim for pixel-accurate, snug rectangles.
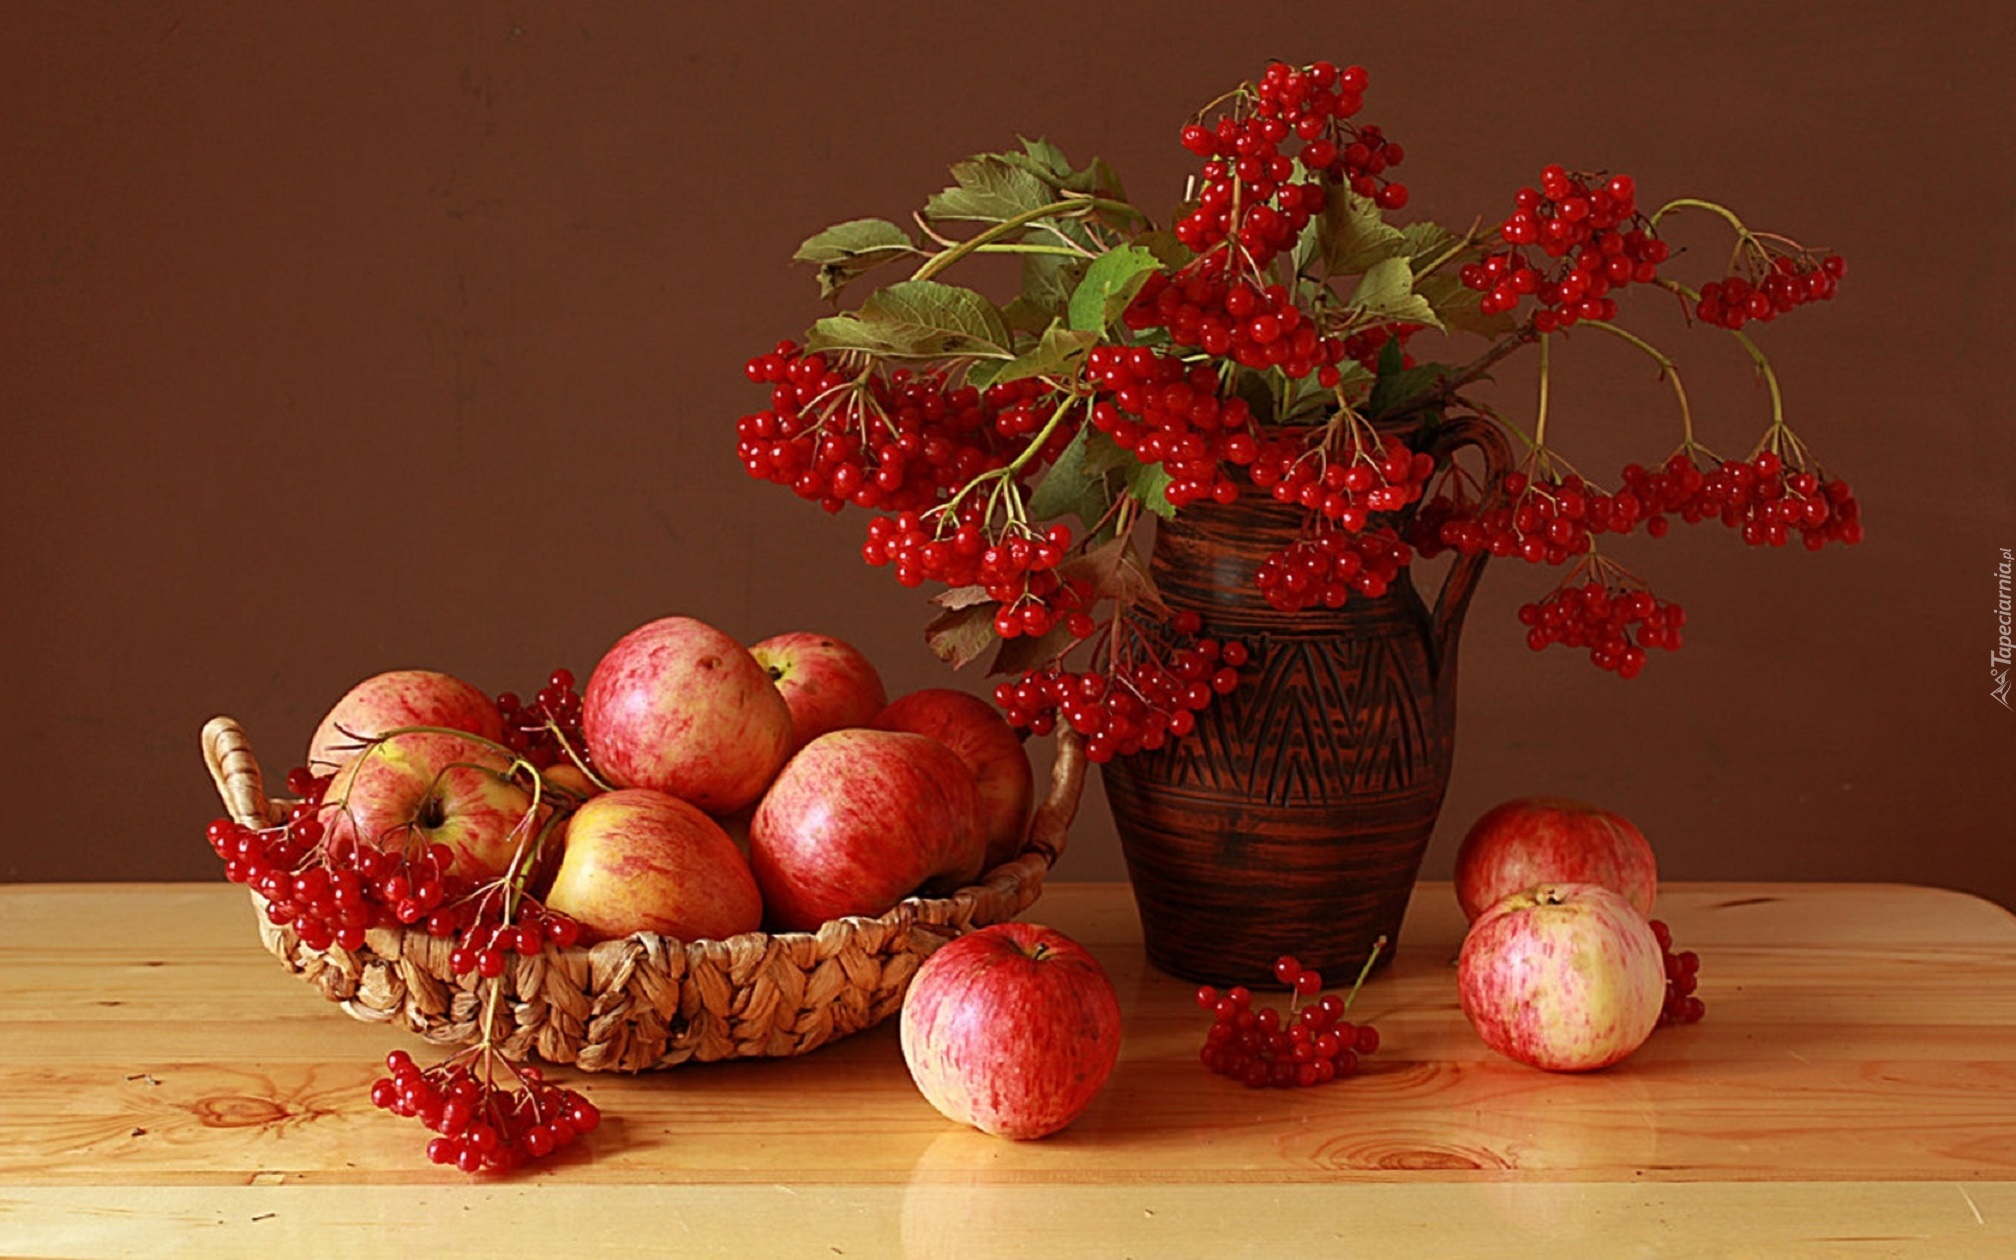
[1457,881,1667,1072]
[1454,796,1658,921]
[900,922,1123,1140]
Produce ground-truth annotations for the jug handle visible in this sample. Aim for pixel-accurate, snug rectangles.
[1424,413,1514,676]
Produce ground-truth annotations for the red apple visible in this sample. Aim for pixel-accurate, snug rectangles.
[319,732,540,882]
[749,631,888,749]
[1457,882,1667,1072]
[1454,796,1658,922]
[874,689,1033,872]
[307,669,503,774]
[543,788,763,942]
[748,728,984,932]
[582,615,794,814]
[899,922,1122,1140]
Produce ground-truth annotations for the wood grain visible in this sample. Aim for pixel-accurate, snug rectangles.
[2,881,2014,1257]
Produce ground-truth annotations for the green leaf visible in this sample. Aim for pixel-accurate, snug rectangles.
[793,218,919,300]
[967,321,1097,390]
[806,280,1014,360]
[1003,135,1072,182]
[1126,459,1177,519]
[1350,256,1441,328]
[1027,421,1117,531]
[924,155,1055,225]
[924,601,1001,670]
[1320,189,1407,275]
[1400,221,1462,271]
[1078,428,1137,477]
[1412,271,1519,339]
[1366,337,1457,418]
[1003,251,1081,335]
[1067,245,1164,333]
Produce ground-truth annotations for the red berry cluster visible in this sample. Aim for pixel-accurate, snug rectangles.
[208,765,483,950]
[1248,429,1435,531]
[738,344,1007,514]
[1195,953,1383,1088]
[1339,322,1419,374]
[1175,60,1407,260]
[994,613,1245,762]
[1650,919,1705,1025]
[862,511,1089,638]
[448,893,583,976]
[1518,580,1685,678]
[1620,449,1862,549]
[371,1050,600,1174]
[1124,267,1349,384]
[1695,253,1844,330]
[1084,344,1259,508]
[496,668,586,771]
[1461,166,1667,331]
[1432,469,1644,564]
[1254,525,1413,613]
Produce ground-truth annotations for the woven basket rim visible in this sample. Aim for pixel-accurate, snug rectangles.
[200,712,1084,1070]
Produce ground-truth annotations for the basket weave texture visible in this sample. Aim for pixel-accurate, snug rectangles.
[201,715,1083,1072]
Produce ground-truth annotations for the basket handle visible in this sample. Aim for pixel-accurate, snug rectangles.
[1019,726,1084,868]
[202,716,282,828]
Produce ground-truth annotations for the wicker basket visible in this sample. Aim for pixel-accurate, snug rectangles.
[200,715,1084,1072]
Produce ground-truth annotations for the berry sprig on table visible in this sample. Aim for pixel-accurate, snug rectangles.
[738,56,1859,757]
[205,668,602,1173]
[1195,946,1386,1088]
[1651,918,1706,1026]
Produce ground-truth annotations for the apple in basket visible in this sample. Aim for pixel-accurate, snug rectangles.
[542,788,764,942]
[582,615,794,814]
[874,688,1033,872]
[1457,882,1666,1072]
[306,668,504,774]
[319,732,542,882]
[749,630,889,750]
[1454,796,1659,921]
[900,922,1123,1139]
[748,728,985,932]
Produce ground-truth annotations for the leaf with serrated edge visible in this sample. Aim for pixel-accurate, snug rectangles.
[933,584,996,611]
[1367,336,1458,418]
[1413,272,1519,339]
[969,321,1097,390]
[925,155,1054,224]
[1349,256,1441,329]
[1067,245,1164,333]
[1058,536,1165,617]
[925,601,1002,670]
[1321,189,1407,275]
[795,218,921,300]
[1027,422,1116,529]
[1126,460,1178,518]
[987,621,1079,677]
[807,280,1013,360]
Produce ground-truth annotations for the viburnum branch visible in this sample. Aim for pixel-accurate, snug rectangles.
[911,197,1138,282]
[1581,319,1696,448]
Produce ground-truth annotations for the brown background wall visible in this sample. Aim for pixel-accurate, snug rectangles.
[4,2,2013,906]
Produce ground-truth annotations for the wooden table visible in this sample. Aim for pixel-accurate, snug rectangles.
[3,881,2013,1257]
